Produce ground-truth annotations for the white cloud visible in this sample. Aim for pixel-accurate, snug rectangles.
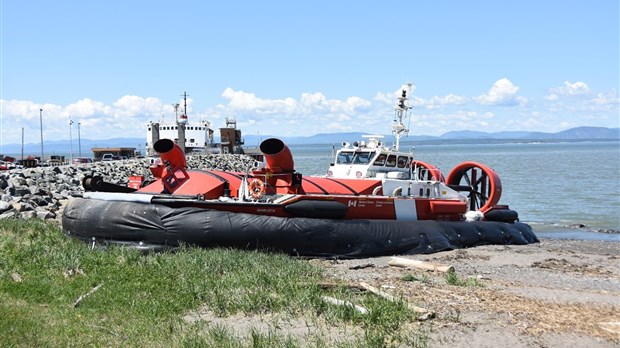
[587,91,619,107]
[221,88,297,114]
[1,80,617,145]
[0,95,172,145]
[218,88,373,136]
[65,98,111,118]
[476,78,526,106]
[113,96,164,118]
[426,94,467,109]
[552,81,591,96]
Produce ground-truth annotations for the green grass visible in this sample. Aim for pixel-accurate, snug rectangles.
[444,270,483,287]
[401,273,431,284]
[0,218,429,347]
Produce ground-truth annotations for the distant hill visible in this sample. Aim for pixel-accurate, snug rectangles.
[526,126,620,140]
[441,130,534,139]
[1,126,617,156]
[242,126,619,145]
[0,138,146,156]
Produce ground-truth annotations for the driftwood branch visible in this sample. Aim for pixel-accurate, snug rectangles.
[73,283,103,308]
[388,257,455,273]
[349,262,375,270]
[301,282,367,291]
[359,282,434,318]
[321,295,368,314]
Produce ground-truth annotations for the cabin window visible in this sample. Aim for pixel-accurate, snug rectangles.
[352,152,371,164]
[190,138,195,143]
[337,151,354,164]
[405,157,412,168]
[373,154,387,166]
[385,155,397,167]
[397,156,408,168]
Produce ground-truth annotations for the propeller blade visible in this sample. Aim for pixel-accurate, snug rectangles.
[463,172,471,187]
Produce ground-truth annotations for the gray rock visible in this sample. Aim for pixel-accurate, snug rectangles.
[20,211,37,219]
[12,187,31,197]
[36,210,55,220]
[8,176,27,188]
[0,211,16,219]
[31,195,49,207]
[0,201,11,213]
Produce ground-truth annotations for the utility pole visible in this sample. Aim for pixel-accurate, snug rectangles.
[78,122,82,157]
[69,117,74,163]
[21,128,24,161]
[39,109,44,163]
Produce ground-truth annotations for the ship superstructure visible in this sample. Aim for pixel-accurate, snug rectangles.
[146,92,214,156]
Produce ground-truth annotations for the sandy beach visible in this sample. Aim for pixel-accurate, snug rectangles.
[309,237,619,347]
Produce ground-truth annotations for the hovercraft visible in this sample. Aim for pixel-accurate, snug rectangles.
[63,136,537,257]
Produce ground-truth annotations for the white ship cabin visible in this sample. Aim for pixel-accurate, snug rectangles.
[146,118,213,155]
[326,135,415,180]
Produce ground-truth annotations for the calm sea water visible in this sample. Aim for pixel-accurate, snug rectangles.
[288,140,620,241]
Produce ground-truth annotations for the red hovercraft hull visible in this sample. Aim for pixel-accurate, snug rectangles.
[62,138,537,257]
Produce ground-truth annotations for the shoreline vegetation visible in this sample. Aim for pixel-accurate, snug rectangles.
[1,219,618,347]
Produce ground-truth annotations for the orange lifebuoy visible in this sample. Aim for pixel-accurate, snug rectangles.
[249,179,265,199]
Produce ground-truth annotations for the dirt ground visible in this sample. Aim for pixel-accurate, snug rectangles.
[313,238,620,347]
[186,238,619,347]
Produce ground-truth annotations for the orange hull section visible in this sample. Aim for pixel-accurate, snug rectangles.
[137,169,466,221]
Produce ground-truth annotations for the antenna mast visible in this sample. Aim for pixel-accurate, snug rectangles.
[392,83,413,151]
[182,91,189,118]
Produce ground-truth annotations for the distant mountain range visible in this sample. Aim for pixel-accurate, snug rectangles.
[1,126,618,156]
[241,126,620,146]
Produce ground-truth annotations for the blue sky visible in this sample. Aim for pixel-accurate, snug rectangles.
[1,1,618,146]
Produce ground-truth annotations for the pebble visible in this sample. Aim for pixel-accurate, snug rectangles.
[0,154,257,222]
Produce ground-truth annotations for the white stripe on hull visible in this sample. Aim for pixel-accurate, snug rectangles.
[394,199,418,221]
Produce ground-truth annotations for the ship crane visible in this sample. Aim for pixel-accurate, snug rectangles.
[392,83,413,151]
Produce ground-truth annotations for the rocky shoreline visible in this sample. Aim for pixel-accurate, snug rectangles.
[0,154,256,221]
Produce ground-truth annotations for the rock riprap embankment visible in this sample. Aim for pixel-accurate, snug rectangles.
[0,154,257,221]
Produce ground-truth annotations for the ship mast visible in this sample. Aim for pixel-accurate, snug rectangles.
[392,83,413,151]
[182,91,188,117]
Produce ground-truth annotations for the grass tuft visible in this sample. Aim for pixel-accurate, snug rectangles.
[401,273,431,283]
[444,270,483,287]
